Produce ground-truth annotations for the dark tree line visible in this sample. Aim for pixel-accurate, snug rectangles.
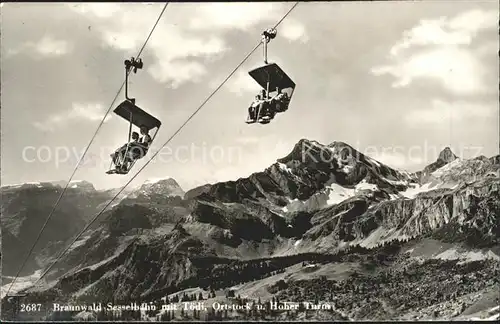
[16,237,419,321]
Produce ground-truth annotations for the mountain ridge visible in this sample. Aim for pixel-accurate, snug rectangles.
[2,139,498,321]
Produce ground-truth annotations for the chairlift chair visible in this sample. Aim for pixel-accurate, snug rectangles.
[106,58,162,175]
[246,28,296,125]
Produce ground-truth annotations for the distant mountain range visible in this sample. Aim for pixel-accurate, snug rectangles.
[2,139,499,321]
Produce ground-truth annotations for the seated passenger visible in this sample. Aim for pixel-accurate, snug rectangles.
[247,89,270,123]
[258,89,270,115]
[271,88,289,112]
[248,94,263,122]
[272,88,289,102]
[259,100,272,119]
[128,125,151,160]
[139,125,152,148]
[274,89,285,102]
[112,132,139,168]
[259,88,282,120]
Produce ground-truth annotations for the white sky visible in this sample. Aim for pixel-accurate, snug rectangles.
[1,2,498,191]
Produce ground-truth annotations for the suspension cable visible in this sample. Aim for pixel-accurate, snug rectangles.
[28,1,299,290]
[4,2,170,297]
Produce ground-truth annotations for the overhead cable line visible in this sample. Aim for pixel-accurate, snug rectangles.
[4,2,170,297]
[29,1,299,290]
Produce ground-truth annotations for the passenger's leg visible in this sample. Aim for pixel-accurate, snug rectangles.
[112,149,120,165]
[112,145,121,158]
[248,106,255,121]
[268,101,276,118]
[275,100,281,112]
[260,102,269,118]
[119,162,128,173]
[120,150,132,171]
[116,145,128,166]
[256,103,263,120]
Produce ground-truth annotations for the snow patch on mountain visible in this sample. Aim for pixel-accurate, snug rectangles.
[281,198,299,212]
[399,181,459,199]
[24,181,43,186]
[279,179,380,213]
[352,227,411,249]
[1,180,97,191]
[327,180,379,205]
[1,182,43,188]
[1,269,42,298]
[434,249,500,264]
[68,235,92,252]
[144,177,172,185]
[382,177,409,186]
[399,160,462,198]
[326,183,356,205]
[131,177,185,198]
[431,158,461,177]
[400,183,436,199]
[355,180,378,191]
[69,180,86,188]
[277,162,293,173]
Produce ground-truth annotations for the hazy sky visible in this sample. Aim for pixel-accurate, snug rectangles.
[1,1,498,191]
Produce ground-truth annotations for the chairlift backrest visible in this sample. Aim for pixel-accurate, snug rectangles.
[248,63,296,92]
[113,100,161,131]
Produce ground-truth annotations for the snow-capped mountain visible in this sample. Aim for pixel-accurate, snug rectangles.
[1,180,95,191]
[416,146,458,182]
[197,140,417,215]
[129,177,186,199]
[2,139,498,322]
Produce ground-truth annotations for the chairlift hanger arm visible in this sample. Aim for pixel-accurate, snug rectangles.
[124,57,144,104]
[261,28,277,64]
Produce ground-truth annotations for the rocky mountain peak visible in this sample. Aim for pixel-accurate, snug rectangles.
[3,136,499,322]
[490,154,500,165]
[326,140,351,149]
[135,177,185,198]
[277,139,357,167]
[417,147,459,182]
[437,147,457,164]
[184,184,212,200]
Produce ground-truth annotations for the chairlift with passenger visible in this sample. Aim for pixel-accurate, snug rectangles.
[246,28,296,125]
[106,58,161,175]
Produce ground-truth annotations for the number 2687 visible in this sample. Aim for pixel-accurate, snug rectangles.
[20,304,42,312]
